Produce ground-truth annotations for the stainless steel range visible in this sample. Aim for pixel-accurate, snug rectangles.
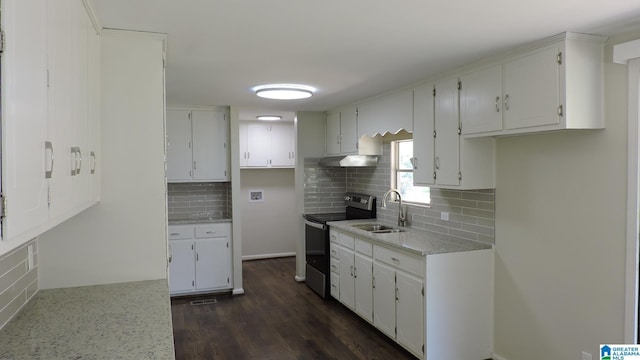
[303,193,376,298]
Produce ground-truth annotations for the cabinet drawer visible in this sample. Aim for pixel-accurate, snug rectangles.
[330,272,340,299]
[330,243,339,259]
[374,245,424,277]
[339,232,355,249]
[329,231,339,244]
[168,225,194,240]
[330,257,340,274]
[355,238,372,257]
[195,223,231,238]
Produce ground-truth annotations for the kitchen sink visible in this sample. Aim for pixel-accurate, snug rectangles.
[350,224,405,234]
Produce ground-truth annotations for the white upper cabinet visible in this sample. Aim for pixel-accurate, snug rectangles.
[461,32,606,137]
[357,90,413,137]
[166,108,229,182]
[325,106,358,155]
[434,77,461,187]
[460,64,503,135]
[240,121,295,168]
[503,44,561,130]
[1,0,101,255]
[413,77,495,189]
[325,111,341,155]
[412,83,435,186]
[166,110,193,181]
[192,110,229,180]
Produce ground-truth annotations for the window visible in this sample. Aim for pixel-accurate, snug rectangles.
[391,140,430,204]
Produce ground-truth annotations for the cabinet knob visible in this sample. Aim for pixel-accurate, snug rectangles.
[495,96,501,112]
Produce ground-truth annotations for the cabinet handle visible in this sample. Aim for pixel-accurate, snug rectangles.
[206,231,215,234]
[353,266,357,278]
[170,232,179,236]
[395,287,399,300]
[45,141,54,179]
[504,94,510,111]
[331,264,337,272]
[557,105,564,117]
[435,156,440,170]
[76,147,82,175]
[391,257,400,264]
[196,253,199,261]
[350,265,354,277]
[495,96,501,112]
[410,157,417,169]
[168,256,172,263]
[70,148,77,176]
[193,160,197,170]
[90,151,96,174]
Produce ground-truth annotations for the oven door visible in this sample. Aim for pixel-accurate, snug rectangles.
[305,220,328,274]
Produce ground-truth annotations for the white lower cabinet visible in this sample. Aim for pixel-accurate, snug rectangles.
[373,245,425,358]
[329,227,495,360]
[168,223,232,295]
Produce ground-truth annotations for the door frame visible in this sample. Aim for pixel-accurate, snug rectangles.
[614,39,640,343]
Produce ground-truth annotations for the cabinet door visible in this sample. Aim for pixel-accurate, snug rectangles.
[503,45,561,130]
[246,123,270,167]
[340,106,358,154]
[46,0,75,222]
[195,237,231,290]
[166,110,193,181]
[1,0,50,243]
[87,21,101,203]
[396,270,424,357]
[169,240,196,293]
[269,123,294,167]
[412,83,435,186]
[434,77,460,186]
[326,111,341,155]
[373,262,396,339]
[354,254,373,323]
[70,0,91,210]
[460,64,503,134]
[339,246,356,310]
[192,110,228,181]
[239,122,249,167]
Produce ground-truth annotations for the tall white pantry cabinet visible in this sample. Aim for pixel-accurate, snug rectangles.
[0,0,102,256]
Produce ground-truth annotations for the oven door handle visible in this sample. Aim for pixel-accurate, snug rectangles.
[304,220,327,230]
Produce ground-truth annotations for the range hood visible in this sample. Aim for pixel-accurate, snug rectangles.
[319,155,380,167]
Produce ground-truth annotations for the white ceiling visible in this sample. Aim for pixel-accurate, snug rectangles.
[92,0,640,118]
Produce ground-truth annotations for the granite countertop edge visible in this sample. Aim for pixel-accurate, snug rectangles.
[169,218,232,225]
[327,219,493,256]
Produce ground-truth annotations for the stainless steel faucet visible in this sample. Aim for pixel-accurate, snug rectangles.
[382,189,408,227]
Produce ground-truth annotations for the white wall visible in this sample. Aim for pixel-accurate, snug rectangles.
[240,169,297,259]
[38,30,168,289]
[493,37,630,359]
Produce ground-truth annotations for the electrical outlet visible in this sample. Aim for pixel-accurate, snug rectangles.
[581,351,592,360]
[441,212,449,221]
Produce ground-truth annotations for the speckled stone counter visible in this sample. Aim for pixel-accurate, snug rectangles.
[328,219,492,255]
[168,218,232,225]
[0,280,175,360]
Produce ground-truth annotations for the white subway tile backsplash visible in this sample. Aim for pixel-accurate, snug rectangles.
[0,240,38,330]
[167,182,232,221]
[303,143,495,245]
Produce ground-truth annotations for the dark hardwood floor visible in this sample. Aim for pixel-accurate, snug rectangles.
[171,257,417,360]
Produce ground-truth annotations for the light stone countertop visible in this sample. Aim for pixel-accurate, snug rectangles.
[328,219,492,256]
[0,280,175,360]
[168,218,232,225]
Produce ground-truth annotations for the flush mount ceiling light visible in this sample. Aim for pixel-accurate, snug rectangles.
[253,84,315,100]
[256,115,282,121]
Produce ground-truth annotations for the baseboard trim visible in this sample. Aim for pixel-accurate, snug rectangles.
[294,275,305,282]
[492,352,508,360]
[232,288,245,295]
[242,252,296,261]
